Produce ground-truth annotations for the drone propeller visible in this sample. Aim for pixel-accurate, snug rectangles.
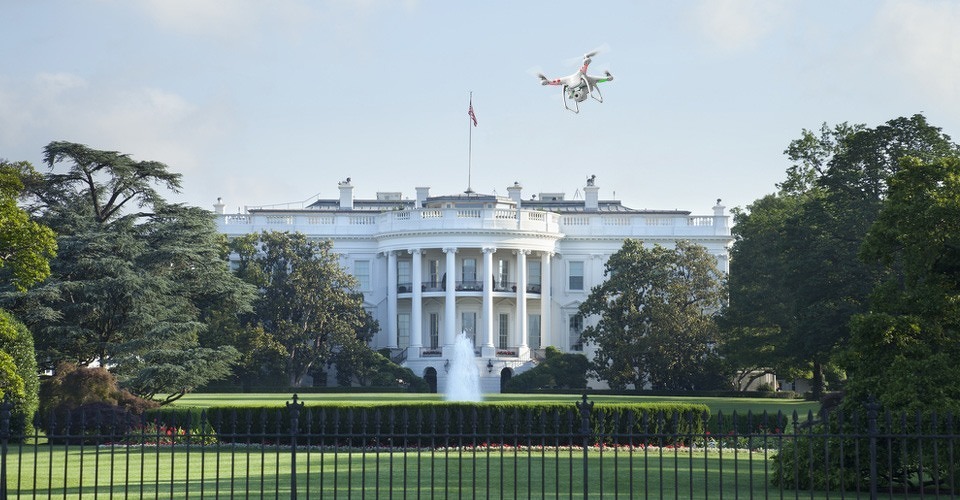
[562,43,611,66]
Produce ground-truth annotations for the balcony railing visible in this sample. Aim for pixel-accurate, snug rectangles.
[217,209,729,239]
[396,282,542,294]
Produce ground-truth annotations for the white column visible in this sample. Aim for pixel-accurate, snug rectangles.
[386,251,398,349]
[540,252,552,348]
[482,247,496,353]
[515,250,528,349]
[409,249,423,357]
[444,247,457,347]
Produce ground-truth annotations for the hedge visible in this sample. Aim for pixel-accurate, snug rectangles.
[192,401,710,447]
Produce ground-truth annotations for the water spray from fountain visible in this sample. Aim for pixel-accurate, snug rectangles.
[444,331,483,402]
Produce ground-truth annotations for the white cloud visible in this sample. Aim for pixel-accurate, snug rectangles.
[120,0,421,44]
[691,0,796,54]
[0,71,233,174]
[873,0,960,105]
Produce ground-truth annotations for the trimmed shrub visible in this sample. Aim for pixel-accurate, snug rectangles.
[202,401,709,448]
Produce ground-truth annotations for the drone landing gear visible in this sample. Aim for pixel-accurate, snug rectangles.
[561,81,603,113]
[562,87,580,114]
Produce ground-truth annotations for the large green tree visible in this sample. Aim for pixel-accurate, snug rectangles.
[3,142,253,403]
[0,160,55,435]
[720,194,805,390]
[724,115,960,397]
[0,161,56,291]
[844,156,960,414]
[578,239,727,390]
[231,231,378,386]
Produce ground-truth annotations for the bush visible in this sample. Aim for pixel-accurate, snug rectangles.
[0,310,40,438]
[203,401,709,448]
[771,406,960,494]
[504,347,587,391]
[38,363,157,442]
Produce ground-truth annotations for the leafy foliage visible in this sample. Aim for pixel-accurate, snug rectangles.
[843,157,960,415]
[2,142,252,403]
[0,311,40,436]
[504,346,588,390]
[579,240,726,390]
[332,348,427,391]
[0,160,56,292]
[724,115,960,397]
[231,231,379,386]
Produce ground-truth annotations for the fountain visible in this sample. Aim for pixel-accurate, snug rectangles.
[443,331,483,402]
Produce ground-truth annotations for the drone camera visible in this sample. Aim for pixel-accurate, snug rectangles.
[568,85,589,102]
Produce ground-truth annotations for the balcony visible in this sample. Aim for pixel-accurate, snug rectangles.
[396,281,542,294]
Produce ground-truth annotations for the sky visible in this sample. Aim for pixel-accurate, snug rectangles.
[3,1,960,216]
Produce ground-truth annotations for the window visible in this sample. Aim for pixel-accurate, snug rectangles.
[528,314,541,349]
[355,260,371,290]
[461,312,477,345]
[398,313,410,347]
[497,259,510,289]
[527,260,541,293]
[429,259,441,288]
[429,313,440,349]
[462,258,477,281]
[569,315,584,351]
[568,261,584,291]
[397,260,411,292]
[498,313,509,348]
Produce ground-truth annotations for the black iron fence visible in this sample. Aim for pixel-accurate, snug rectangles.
[1,395,957,498]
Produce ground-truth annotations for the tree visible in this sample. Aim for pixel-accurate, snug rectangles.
[844,157,960,414]
[721,194,805,390]
[725,115,960,397]
[0,311,40,436]
[3,142,253,403]
[578,239,726,390]
[231,231,379,386]
[0,161,56,291]
[0,160,55,436]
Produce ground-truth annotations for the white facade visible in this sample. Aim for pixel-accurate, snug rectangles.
[215,178,733,393]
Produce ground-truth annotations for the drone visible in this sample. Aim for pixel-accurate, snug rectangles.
[538,51,614,113]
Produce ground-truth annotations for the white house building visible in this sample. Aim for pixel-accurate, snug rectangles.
[214,177,733,393]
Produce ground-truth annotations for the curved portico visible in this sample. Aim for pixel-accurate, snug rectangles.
[379,228,561,364]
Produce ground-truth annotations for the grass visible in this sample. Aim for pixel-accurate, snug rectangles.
[6,394,829,498]
[8,443,828,499]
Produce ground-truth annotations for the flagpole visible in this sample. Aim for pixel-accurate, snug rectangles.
[467,91,474,194]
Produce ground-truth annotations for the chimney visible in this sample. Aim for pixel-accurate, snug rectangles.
[584,175,599,211]
[213,197,225,214]
[338,178,354,210]
[415,186,430,208]
[713,198,727,230]
[507,181,523,208]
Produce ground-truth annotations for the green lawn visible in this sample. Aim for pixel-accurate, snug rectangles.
[8,443,845,499]
[170,392,820,418]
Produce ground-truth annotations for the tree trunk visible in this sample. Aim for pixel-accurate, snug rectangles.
[812,360,825,399]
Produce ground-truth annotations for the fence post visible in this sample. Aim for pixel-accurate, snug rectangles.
[866,397,880,500]
[1,394,12,500]
[576,392,594,500]
[287,394,304,499]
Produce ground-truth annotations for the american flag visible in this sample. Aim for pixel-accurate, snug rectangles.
[468,99,478,127]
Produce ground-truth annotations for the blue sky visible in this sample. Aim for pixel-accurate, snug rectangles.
[3,1,959,216]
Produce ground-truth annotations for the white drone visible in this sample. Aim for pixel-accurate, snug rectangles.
[538,50,614,113]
